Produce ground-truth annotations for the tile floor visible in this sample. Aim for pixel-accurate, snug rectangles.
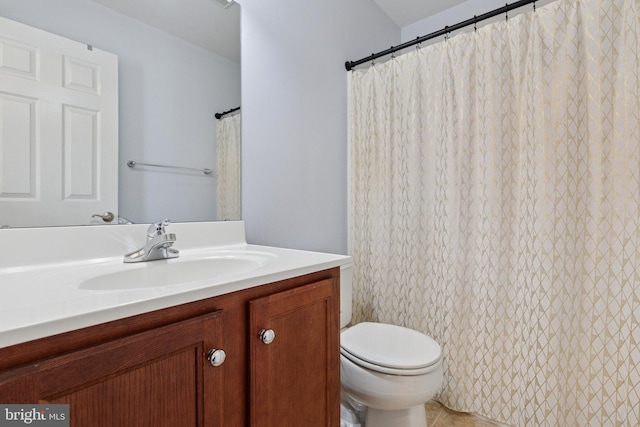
[426,400,508,427]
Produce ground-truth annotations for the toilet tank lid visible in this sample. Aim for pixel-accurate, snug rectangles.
[340,322,441,370]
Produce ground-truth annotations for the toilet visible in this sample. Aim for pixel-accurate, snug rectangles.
[340,263,443,427]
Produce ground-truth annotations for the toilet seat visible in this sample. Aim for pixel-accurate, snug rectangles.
[340,322,441,376]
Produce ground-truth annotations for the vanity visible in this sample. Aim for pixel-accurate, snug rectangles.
[0,221,349,426]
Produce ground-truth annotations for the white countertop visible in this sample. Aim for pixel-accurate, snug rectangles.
[0,221,350,349]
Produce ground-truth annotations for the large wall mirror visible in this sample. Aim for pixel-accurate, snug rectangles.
[0,0,241,228]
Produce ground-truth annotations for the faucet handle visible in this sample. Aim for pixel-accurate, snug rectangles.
[147,219,171,237]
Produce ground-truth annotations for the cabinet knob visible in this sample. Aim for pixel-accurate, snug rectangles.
[259,329,276,345]
[206,349,226,367]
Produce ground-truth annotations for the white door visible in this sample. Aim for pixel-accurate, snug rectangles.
[0,16,118,227]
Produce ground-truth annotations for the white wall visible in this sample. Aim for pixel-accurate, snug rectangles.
[239,0,399,254]
[0,0,240,224]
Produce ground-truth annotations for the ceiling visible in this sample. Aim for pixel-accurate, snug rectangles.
[89,0,467,63]
[90,0,241,63]
[372,0,469,27]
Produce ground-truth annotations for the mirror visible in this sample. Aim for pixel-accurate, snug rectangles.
[0,0,241,227]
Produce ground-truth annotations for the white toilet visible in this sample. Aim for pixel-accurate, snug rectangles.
[340,263,443,427]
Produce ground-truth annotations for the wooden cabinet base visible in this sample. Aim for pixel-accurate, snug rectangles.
[0,268,340,427]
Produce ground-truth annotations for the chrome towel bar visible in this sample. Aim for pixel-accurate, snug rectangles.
[127,160,214,175]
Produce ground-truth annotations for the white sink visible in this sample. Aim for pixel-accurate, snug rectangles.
[0,221,351,349]
[78,251,272,290]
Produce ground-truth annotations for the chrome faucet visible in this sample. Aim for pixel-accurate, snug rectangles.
[124,219,179,263]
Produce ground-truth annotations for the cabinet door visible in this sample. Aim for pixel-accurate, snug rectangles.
[249,278,340,427]
[0,311,225,427]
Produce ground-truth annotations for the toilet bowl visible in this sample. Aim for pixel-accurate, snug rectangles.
[340,264,443,427]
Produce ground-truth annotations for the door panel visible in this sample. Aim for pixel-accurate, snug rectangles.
[0,16,118,227]
[249,278,340,427]
[0,311,225,427]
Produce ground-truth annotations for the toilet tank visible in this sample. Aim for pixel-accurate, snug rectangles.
[340,262,353,329]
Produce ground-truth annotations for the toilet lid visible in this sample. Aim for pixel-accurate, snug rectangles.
[340,322,441,370]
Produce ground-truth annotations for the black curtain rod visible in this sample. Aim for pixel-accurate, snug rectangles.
[345,0,537,71]
[215,106,240,119]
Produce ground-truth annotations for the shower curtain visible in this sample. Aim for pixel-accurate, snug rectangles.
[349,0,640,425]
[216,113,241,220]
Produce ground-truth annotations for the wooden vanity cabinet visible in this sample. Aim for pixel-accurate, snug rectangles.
[0,311,225,426]
[249,277,339,427]
[0,268,340,427]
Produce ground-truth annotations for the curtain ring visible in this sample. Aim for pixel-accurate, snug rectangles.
[474,15,477,32]
[505,3,509,21]
[533,1,536,12]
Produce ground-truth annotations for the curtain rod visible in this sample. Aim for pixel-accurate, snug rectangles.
[345,0,537,71]
[215,106,240,119]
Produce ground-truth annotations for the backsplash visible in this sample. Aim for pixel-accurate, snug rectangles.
[0,221,247,269]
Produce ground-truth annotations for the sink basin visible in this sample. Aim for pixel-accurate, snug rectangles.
[78,252,271,290]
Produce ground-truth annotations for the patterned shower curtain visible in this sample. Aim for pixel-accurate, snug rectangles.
[349,0,640,425]
[216,113,241,220]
